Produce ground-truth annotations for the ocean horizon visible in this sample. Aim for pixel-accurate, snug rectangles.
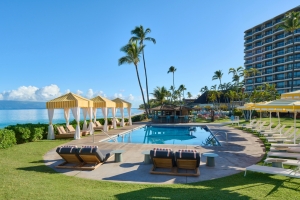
[0,108,143,128]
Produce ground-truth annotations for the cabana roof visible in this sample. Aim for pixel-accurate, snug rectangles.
[254,99,300,111]
[46,93,93,109]
[281,90,300,100]
[151,104,192,111]
[91,96,116,108]
[112,98,131,108]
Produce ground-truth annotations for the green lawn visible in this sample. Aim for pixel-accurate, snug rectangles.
[1,135,300,199]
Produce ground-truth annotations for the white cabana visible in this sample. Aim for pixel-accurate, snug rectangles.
[112,98,132,127]
[90,96,116,131]
[46,93,94,140]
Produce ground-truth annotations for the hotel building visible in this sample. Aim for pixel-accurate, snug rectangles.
[244,6,300,94]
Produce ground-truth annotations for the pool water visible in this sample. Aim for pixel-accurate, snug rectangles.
[108,125,220,146]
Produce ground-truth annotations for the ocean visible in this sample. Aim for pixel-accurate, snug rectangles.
[0,108,143,128]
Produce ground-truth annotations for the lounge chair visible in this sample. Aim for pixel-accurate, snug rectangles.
[251,121,267,131]
[93,121,104,131]
[67,125,90,136]
[55,145,112,170]
[267,151,300,159]
[261,125,286,136]
[244,165,300,178]
[260,124,281,133]
[55,145,84,168]
[77,146,113,170]
[244,120,260,129]
[55,126,80,139]
[150,148,176,175]
[116,118,128,126]
[175,149,200,176]
[266,128,298,143]
[253,122,274,132]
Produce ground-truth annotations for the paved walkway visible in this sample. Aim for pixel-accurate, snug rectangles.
[44,122,265,184]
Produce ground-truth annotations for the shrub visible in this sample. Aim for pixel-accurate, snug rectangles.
[233,109,243,117]
[0,129,16,149]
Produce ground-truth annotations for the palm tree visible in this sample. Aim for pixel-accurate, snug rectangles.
[130,25,156,110]
[118,41,148,116]
[249,68,260,91]
[178,84,187,101]
[167,66,177,101]
[151,86,168,105]
[277,11,300,92]
[229,66,244,77]
[187,92,192,98]
[200,86,208,94]
[212,70,223,85]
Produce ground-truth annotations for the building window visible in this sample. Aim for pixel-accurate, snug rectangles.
[265,45,272,51]
[265,29,272,36]
[246,65,252,70]
[255,34,262,39]
[265,75,273,81]
[275,33,284,40]
[275,73,285,80]
[276,57,284,64]
[265,53,272,58]
[255,41,262,46]
[275,65,284,72]
[265,60,272,66]
[246,86,253,91]
[274,41,284,48]
[256,77,262,83]
[265,37,272,43]
[275,49,284,56]
[256,63,262,68]
[277,89,285,94]
[276,82,285,88]
[265,68,273,74]
[287,62,300,70]
[246,79,253,84]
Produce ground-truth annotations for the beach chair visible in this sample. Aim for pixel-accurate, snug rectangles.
[175,149,200,176]
[77,146,113,170]
[55,126,78,139]
[267,151,300,159]
[244,165,300,178]
[261,124,286,136]
[251,121,267,131]
[150,148,176,175]
[67,125,90,136]
[116,118,128,126]
[55,146,84,169]
[244,120,260,129]
[266,127,297,143]
[93,121,104,131]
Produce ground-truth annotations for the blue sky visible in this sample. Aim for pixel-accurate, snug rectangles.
[0,1,299,107]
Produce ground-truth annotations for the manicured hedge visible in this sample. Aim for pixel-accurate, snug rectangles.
[0,129,17,149]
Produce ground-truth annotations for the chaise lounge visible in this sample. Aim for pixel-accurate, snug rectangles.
[67,124,90,136]
[150,148,175,175]
[55,126,82,139]
[55,145,113,170]
[175,149,200,176]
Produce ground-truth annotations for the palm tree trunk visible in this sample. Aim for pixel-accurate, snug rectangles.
[141,48,150,117]
[134,64,148,116]
[292,32,295,92]
[172,72,175,102]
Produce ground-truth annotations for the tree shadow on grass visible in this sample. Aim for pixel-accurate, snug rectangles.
[16,165,57,174]
[114,173,300,199]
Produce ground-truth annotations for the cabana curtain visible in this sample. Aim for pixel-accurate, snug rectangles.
[71,107,81,140]
[63,108,70,126]
[120,108,124,127]
[93,108,97,123]
[128,108,132,125]
[101,107,108,131]
[112,107,116,129]
[87,107,94,135]
[82,108,88,130]
[47,109,55,140]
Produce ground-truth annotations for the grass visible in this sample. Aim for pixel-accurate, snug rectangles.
[1,130,300,199]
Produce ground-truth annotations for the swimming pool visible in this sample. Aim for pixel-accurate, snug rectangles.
[108,125,220,146]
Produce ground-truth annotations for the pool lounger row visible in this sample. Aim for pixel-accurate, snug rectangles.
[245,165,300,178]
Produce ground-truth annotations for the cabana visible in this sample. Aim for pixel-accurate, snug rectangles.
[243,91,300,144]
[90,96,116,131]
[46,93,94,140]
[112,98,132,127]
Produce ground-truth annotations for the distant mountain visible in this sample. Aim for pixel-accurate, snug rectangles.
[0,100,46,110]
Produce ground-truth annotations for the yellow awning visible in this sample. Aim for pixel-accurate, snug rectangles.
[46,93,93,109]
[90,96,116,108]
[281,90,300,100]
[254,99,300,112]
[112,98,132,108]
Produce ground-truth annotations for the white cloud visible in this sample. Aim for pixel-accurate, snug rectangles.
[119,89,125,92]
[35,84,61,101]
[114,93,123,99]
[65,89,70,94]
[0,84,61,101]
[127,94,134,101]
[86,89,94,99]
[76,90,83,95]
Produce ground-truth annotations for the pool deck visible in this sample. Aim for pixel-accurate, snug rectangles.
[44,122,265,184]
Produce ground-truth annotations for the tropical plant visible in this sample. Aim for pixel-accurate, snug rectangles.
[130,25,156,112]
[151,86,168,105]
[167,66,177,101]
[200,86,208,94]
[118,41,148,116]
[187,92,192,98]
[276,11,300,92]
[178,84,187,101]
[212,70,223,85]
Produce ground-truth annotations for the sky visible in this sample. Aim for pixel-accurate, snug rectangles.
[0,1,300,107]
